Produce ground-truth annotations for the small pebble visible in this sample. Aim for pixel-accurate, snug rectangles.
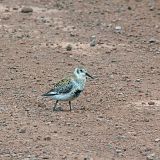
[90,35,97,47]
[21,7,33,13]
[115,26,122,33]
[19,128,26,133]
[13,7,19,10]
[116,149,122,154]
[44,136,51,141]
[148,101,155,105]
[155,138,160,142]
[149,6,155,11]
[135,78,141,82]
[146,153,155,160]
[42,156,49,159]
[149,38,156,43]
[98,115,103,118]
[128,6,132,10]
[66,44,72,51]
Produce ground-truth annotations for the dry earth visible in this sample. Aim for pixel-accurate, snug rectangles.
[0,0,160,160]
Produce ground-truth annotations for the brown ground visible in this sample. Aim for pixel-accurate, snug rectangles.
[0,0,160,160]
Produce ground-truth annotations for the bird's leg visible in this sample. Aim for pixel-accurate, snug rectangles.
[53,100,58,111]
[69,101,72,111]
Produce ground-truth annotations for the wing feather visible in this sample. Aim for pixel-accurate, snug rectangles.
[42,78,73,96]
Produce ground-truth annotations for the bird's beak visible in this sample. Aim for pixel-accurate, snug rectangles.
[86,72,94,79]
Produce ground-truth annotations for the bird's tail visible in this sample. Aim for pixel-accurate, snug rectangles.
[42,92,57,97]
[42,93,49,96]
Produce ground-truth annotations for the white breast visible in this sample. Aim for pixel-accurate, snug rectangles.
[51,93,76,101]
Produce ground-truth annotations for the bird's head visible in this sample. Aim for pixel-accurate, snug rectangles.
[74,67,94,80]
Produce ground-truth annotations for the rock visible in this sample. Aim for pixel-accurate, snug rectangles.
[62,155,67,159]
[155,138,160,142]
[90,35,97,47]
[2,15,10,20]
[13,7,19,10]
[16,33,24,39]
[148,101,155,105]
[149,38,157,43]
[19,128,26,133]
[97,115,103,118]
[116,149,122,154]
[135,78,141,82]
[140,147,152,156]
[66,44,72,51]
[44,136,51,141]
[86,98,91,102]
[128,6,132,10]
[42,156,49,159]
[21,7,33,13]
[149,6,155,11]
[146,153,155,160]
[115,26,122,33]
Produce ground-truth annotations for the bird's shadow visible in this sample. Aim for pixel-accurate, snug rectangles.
[52,106,85,112]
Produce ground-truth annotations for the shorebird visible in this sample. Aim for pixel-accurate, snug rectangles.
[42,67,93,111]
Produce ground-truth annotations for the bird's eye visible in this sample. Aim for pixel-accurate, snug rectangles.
[80,69,83,72]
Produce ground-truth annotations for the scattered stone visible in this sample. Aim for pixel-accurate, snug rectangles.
[98,115,103,118]
[135,78,141,82]
[16,33,24,39]
[66,44,72,51]
[19,128,26,133]
[149,38,157,43]
[128,6,132,10]
[149,6,155,11]
[115,26,122,33]
[148,101,155,105]
[116,149,122,154]
[13,7,19,10]
[44,136,51,141]
[111,59,117,63]
[155,138,160,142]
[2,15,10,20]
[86,98,91,102]
[144,118,150,122]
[62,155,67,159]
[42,156,49,159]
[146,153,155,160]
[84,157,92,160]
[90,35,97,47]
[67,130,72,134]
[37,102,46,108]
[140,147,152,156]
[21,7,33,13]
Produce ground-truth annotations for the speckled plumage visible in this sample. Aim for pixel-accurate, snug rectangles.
[42,67,93,111]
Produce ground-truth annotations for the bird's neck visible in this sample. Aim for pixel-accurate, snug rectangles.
[74,77,86,90]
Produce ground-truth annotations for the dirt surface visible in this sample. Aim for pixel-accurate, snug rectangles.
[0,0,160,159]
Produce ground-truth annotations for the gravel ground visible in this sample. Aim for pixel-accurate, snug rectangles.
[0,0,160,159]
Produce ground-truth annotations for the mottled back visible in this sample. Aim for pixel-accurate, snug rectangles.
[43,78,73,96]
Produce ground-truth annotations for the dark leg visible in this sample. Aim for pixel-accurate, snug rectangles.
[53,100,58,111]
[69,101,72,111]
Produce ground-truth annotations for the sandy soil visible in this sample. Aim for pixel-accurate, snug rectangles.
[0,0,160,159]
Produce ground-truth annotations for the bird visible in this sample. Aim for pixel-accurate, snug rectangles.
[42,67,93,111]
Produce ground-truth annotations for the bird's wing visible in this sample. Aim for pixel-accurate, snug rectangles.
[42,78,73,96]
